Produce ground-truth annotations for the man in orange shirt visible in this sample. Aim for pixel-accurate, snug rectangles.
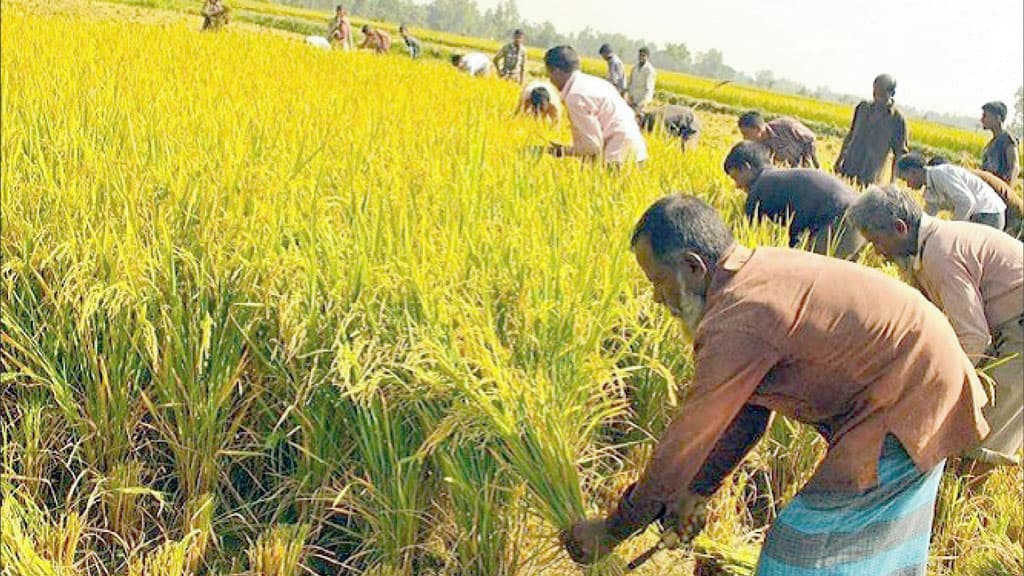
[562,194,988,575]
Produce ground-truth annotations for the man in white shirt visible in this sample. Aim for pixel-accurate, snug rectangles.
[544,46,648,165]
[599,44,626,96]
[451,52,493,77]
[897,153,1006,229]
[627,47,656,119]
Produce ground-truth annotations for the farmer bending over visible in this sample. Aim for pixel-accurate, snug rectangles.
[359,25,391,54]
[850,185,1022,483]
[451,52,493,77]
[518,80,562,124]
[641,104,701,153]
[724,142,864,258]
[563,194,989,576]
[896,153,1006,229]
[544,46,648,165]
[738,110,819,168]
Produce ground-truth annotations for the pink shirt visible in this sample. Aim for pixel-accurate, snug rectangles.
[912,215,1024,360]
[560,71,648,164]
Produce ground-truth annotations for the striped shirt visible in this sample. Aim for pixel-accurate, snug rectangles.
[761,117,817,167]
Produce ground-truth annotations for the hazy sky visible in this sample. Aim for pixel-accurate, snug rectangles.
[478,0,1023,119]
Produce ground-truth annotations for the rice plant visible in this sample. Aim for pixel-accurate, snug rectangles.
[1,3,1019,575]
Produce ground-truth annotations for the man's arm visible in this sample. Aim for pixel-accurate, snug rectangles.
[835,103,863,172]
[1002,139,1019,184]
[610,329,779,534]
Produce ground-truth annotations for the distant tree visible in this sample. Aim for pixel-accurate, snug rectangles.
[754,70,775,89]
[425,0,481,35]
[482,0,520,38]
[660,42,691,70]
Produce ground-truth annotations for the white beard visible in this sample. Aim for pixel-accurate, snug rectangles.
[666,289,705,339]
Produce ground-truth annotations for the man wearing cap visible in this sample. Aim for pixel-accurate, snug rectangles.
[835,74,909,186]
[981,101,1020,186]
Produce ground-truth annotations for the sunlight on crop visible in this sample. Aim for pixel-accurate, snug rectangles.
[1,3,1019,575]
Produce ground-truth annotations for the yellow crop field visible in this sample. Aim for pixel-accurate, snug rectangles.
[1,3,1020,576]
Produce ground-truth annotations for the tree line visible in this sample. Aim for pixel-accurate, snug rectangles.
[285,0,1022,135]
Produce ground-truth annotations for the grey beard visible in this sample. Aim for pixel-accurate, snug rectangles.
[668,290,705,338]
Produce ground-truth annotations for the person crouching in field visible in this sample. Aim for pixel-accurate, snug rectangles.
[201,0,229,31]
[724,142,865,259]
[849,185,1022,484]
[738,110,819,168]
[451,53,493,77]
[640,104,701,153]
[328,6,353,50]
[359,25,391,54]
[562,194,989,576]
[518,80,562,124]
[896,153,1006,229]
[399,25,421,59]
[544,46,648,165]
[929,156,1024,238]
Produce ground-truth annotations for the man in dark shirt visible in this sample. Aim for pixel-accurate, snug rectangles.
[834,74,909,186]
[724,142,864,258]
[981,101,1019,185]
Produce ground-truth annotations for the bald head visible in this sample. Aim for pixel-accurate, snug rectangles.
[873,74,896,105]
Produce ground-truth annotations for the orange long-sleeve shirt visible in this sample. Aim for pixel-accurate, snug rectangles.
[627,245,989,516]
